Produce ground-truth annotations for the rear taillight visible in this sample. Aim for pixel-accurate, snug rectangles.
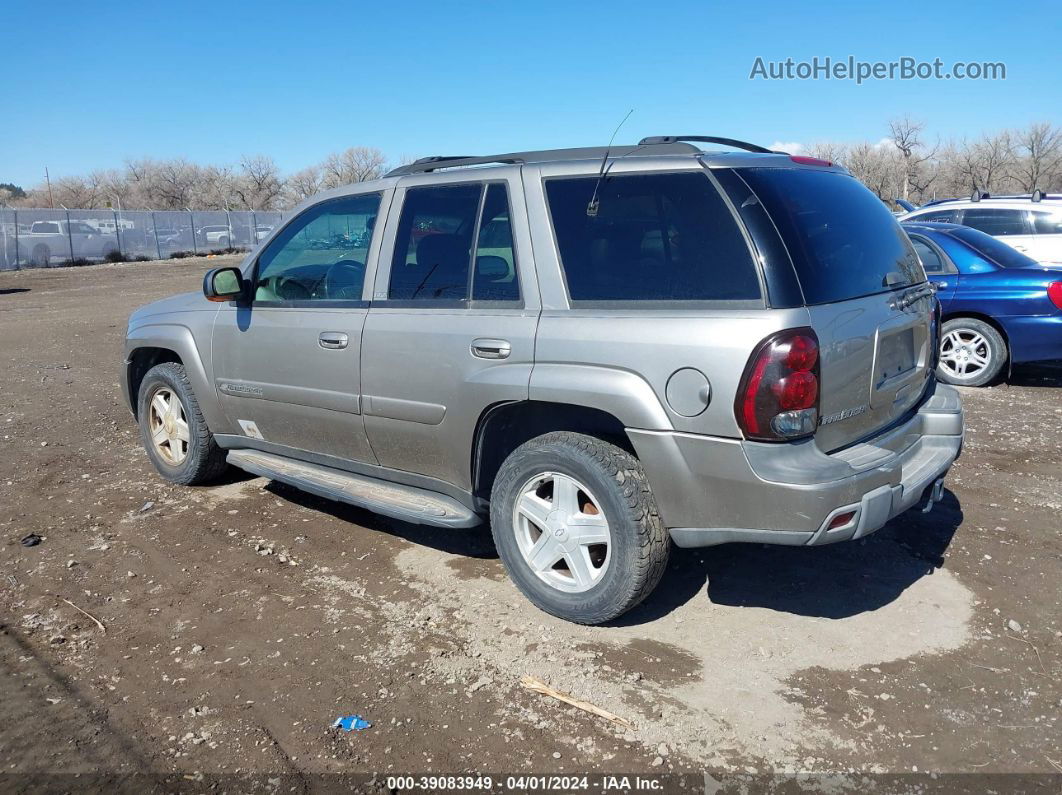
[1049,282,1062,310]
[735,328,820,442]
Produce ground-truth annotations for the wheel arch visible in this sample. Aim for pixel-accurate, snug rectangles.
[125,324,229,432]
[471,400,634,505]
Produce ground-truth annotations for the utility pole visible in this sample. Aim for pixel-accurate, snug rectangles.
[45,167,54,208]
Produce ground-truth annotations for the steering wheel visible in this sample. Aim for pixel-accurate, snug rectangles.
[274,276,311,301]
[323,259,366,300]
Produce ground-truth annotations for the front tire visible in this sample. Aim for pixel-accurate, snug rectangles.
[489,432,670,625]
[137,362,228,485]
[937,318,1006,387]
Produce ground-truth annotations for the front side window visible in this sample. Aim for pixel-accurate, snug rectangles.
[545,171,760,302]
[961,208,1028,236]
[910,209,957,223]
[255,193,380,302]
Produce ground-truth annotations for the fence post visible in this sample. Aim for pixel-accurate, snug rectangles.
[225,209,233,249]
[190,211,198,255]
[251,211,257,246]
[65,209,74,265]
[13,209,19,271]
[151,211,162,260]
[114,209,122,259]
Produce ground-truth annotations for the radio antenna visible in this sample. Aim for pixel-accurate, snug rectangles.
[587,109,634,217]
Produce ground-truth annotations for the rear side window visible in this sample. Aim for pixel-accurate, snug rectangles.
[910,209,957,223]
[910,237,947,274]
[948,226,1038,268]
[737,168,924,304]
[961,208,1028,236]
[389,184,481,300]
[1032,210,1062,234]
[545,172,760,303]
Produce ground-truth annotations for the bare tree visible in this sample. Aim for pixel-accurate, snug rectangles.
[234,155,283,210]
[889,116,938,203]
[1012,122,1062,192]
[320,147,388,188]
[284,165,324,206]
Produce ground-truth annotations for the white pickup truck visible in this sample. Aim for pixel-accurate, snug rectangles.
[18,220,118,266]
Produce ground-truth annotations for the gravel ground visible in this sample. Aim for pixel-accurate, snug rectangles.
[1,258,1060,791]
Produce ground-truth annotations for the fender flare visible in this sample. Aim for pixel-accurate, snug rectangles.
[125,323,231,433]
[528,363,673,431]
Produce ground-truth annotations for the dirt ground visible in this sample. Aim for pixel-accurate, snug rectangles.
[1,258,1060,792]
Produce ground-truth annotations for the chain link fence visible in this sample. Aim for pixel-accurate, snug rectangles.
[0,208,285,270]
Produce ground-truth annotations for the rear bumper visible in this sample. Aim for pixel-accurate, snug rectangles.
[628,381,963,547]
[999,314,1062,364]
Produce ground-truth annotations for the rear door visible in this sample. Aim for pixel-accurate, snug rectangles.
[960,207,1037,257]
[909,233,957,308]
[733,167,933,452]
[1028,208,1062,264]
[360,171,537,490]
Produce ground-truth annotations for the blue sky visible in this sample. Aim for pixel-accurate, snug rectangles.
[2,0,1058,188]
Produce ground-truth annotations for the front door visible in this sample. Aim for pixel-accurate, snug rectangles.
[360,173,537,490]
[211,192,384,463]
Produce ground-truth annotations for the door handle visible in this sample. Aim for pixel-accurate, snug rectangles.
[318,332,349,350]
[471,338,511,359]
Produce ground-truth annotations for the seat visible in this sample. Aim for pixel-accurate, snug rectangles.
[412,233,471,298]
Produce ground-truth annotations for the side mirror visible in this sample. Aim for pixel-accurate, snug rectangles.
[203,266,246,302]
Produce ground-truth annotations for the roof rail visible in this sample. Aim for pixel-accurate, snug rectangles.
[387,154,524,177]
[638,135,775,154]
[385,141,709,178]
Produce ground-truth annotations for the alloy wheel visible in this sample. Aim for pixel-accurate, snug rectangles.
[940,328,991,380]
[147,386,190,465]
[512,472,611,594]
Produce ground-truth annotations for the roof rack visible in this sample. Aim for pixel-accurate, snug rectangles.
[638,135,775,154]
[385,142,704,177]
[920,191,1057,208]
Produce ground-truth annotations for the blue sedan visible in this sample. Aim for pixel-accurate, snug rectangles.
[902,221,1062,386]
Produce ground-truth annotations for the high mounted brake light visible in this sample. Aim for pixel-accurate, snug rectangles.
[790,155,832,168]
[735,328,820,442]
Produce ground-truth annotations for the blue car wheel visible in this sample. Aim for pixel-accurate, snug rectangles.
[938,318,1007,387]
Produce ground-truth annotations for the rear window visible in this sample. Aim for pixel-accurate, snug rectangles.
[948,226,1037,269]
[737,168,924,305]
[545,172,760,303]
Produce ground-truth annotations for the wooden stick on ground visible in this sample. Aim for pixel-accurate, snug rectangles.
[520,675,633,730]
[61,598,106,635]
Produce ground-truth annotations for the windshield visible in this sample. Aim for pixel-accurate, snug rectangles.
[736,168,924,305]
[948,226,1040,268]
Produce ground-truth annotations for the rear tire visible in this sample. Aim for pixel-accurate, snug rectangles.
[489,432,670,625]
[137,362,228,485]
[937,317,1006,387]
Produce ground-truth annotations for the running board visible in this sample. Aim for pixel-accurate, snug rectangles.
[226,449,481,528]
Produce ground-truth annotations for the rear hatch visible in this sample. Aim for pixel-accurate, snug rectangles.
[731,166,934,452]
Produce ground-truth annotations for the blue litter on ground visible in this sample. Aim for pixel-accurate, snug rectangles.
[332,715,372,731]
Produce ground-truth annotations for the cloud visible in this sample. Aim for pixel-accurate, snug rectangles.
[769,141,803,154]
[873,136,894,150]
